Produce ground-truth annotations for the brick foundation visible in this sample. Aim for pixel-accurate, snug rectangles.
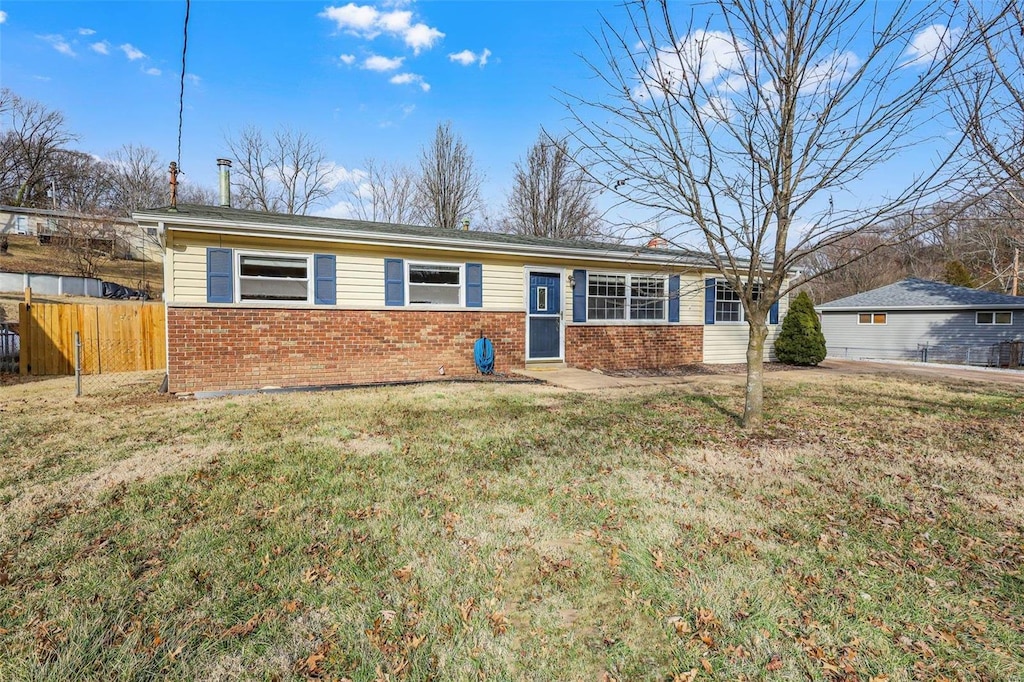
[565,324,703,371]
[167,307,526,393]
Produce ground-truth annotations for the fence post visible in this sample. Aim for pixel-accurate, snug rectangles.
[74,331,82,397]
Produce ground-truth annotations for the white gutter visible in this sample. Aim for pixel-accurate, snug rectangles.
[134,212,716,269]
[818,304,1024,311]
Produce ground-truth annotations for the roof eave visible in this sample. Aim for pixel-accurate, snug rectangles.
[817,304,1024,311]
[135,211,717,269]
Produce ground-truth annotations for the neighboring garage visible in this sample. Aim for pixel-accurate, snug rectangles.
[817,278,1024,366]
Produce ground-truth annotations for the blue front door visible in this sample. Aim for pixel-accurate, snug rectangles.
[528,272,561,359]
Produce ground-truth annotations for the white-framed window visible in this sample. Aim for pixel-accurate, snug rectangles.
[713,280,764,323]
[977,311,1012,325]
[407,261,463,306]
[858,312,887,325]
[587,272,667,321]
[236,251,312,303]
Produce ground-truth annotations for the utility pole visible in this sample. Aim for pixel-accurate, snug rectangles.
[1012,246,1019,297]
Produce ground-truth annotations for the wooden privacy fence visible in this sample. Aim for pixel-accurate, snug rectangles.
[19,301,165,375]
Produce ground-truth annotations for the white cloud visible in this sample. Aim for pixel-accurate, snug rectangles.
[904,24,961,68]
[401,22,443,54]
[90,40,110,55]
[389,72,430,92]
[78,27,96,35]
[339,53,356,65]
[40,34,76,57]
[319,3,444,54]
[364,54,404,71]
[0,11,7,24]
[186,73,201,84]
[120,43,146,60]
[143,67,161,76]
[449,48,490,67]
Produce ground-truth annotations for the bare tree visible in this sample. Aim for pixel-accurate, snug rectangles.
[225,125,338,215]
[414,122,483,228]
[346,158,419,224]
[950,1,1024,290]
[106,144,164,216]
[506,131,603,240]
[0,89,76,207]
[178,181,218,206]
[566,0,981,426]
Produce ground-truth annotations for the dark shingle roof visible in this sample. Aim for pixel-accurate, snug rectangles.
[818,278,1024,310]
[136,204,716,266]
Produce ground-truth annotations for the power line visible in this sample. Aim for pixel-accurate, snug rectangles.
[176,0,191,169]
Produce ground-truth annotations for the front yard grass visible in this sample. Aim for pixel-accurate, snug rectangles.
[0,370,1021,680]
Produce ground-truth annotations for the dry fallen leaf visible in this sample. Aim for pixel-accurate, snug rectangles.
[766,655,783,671]
[393,565,414,583]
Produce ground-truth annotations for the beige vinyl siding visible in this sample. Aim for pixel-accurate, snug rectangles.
[337,255,384,306]
[482,262,525,309]
[701,287,790,363]
[167,231,528,309]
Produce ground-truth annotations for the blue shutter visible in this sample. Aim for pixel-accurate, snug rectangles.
[314,254,336,305]
[769,300,779,325]
[207,248,233,303]
[572,269,587,322]
[668,275,680,323]
[704,277,717,325]
[466,263,483,307]
[384,258,404,306]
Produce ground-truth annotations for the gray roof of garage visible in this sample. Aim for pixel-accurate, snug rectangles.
[818,278,1024,310]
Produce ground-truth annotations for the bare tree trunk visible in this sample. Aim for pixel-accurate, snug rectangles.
[743,319,768,428]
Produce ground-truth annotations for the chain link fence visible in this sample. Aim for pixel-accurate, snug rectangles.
[830,341,1024,368]
[73,331,167,396]
[0,322,18,374]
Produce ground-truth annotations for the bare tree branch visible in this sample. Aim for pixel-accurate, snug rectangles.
[225,125,338,215]
[505,131,604,240]
[346,158,419,224]
[414,122,483,228]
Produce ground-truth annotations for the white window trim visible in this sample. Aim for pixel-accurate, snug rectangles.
[405,260,465,307]
[857,312,887,325]
[586,271,669,323]
[234,249,313,304]
[976,311,1013,325]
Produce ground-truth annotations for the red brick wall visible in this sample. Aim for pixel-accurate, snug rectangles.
[167,307,525,393]
[565,324,703,371]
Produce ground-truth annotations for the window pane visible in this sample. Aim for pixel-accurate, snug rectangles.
[994,312,1012,324]
[977,312,993,324]
[588,274,627,320]
[631,276,666,320]
[873,313,886,324]
[409,264,460,285]
[715,281,742,322]
[407,264,462,305]
[409,284,460,305]
[240,278,308,301]
[240,255,307,279]
[536,287,548,311]
[859,313,872,324]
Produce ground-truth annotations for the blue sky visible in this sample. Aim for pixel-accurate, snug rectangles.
[0,0,611,220]
[1,0,967,244]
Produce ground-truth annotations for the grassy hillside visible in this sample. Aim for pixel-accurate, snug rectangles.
[0,235,163,296]
[1,370,1021,680]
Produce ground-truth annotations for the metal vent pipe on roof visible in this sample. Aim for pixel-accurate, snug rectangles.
[217,158,232,208]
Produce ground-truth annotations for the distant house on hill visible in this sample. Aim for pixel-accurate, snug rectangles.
[817,278,1024,365]
[0,204,160,263]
